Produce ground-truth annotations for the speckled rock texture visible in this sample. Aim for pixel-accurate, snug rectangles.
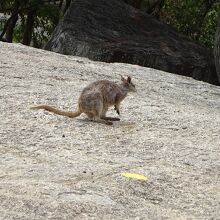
[0,42,220,220]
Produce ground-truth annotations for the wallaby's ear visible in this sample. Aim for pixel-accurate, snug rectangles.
[127,76,131,83]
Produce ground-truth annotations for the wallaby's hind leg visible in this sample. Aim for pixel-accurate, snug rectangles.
[100,107,120,121]
[86,112,113,125]
[94,117,113,125]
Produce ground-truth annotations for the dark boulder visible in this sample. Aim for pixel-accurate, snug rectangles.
[45,0,219,85]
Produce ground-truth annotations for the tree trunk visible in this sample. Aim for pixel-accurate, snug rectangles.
[194,0,216,40]
[22,8,36,46]
[0,0,20,42]
[214,4,220,83]
[64,0,72,13]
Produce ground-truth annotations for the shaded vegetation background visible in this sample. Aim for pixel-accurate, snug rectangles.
[0,0,219,50]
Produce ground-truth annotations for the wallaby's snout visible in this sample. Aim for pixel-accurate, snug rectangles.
[130,83,137,92]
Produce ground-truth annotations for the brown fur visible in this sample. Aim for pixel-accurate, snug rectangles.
[31,76,136,125]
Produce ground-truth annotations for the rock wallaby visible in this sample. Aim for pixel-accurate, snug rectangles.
[31,76,136,125]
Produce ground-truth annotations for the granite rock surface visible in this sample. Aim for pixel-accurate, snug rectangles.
[0,42,220,219]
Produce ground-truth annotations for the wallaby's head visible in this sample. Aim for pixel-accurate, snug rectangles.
[121,75,137,92]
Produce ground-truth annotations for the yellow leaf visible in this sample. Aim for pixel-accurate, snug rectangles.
[121,172,148,180]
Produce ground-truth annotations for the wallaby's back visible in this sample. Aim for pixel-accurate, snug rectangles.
[79,80,126,110]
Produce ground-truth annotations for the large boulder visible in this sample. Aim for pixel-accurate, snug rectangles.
[45,0,219,85]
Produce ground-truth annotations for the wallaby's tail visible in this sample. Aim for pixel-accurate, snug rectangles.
[30,105,81,118]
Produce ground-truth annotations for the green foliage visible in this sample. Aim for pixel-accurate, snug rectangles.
[198,3,219,48]
[1,0,219,49]
[161,0,219,49]
[13,22,23,43]
[32,3,62,47]
[0,0,63,47]
[33,4,63,48]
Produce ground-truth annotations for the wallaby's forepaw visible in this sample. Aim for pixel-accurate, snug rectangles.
[114,106,120,115]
